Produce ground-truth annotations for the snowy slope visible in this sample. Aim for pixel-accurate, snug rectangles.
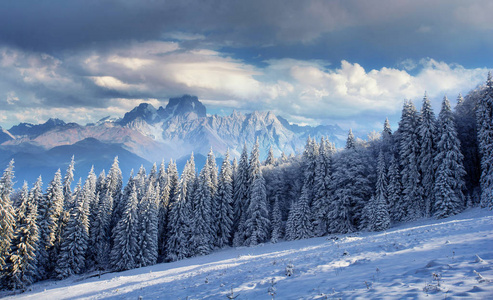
[4,208,493,300]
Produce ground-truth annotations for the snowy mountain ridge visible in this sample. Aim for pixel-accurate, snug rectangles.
[0,95,346,164]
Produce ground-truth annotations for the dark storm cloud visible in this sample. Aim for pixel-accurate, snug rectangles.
[2,0,488,52]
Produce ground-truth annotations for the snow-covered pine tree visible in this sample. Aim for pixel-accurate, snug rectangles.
[387,154,403,222]
[147,163,158,187]
[434,96,466,219]
[86,170,105,269]
[0,160,16,282]
[55,180,89,279]
[167,160,180,207]
[190,162,214,256]
[136,183,159,267]
[371,150,390,231]
[30,176,44,212]
[90,189,113,270]
[232,144,250,247]
[205,150,220,244]
[83,167,97,211]
[286,137,318,240]
[157,160,170,261]
[454,92,481,204]
[311,137,333,236]
[54,157,76,271]
[4,182,38,290]
[286,184,313,240]
[328,148,365,234]
[214,150,234,248]
[264,146,277,166]
[398,100,423,221]
[270,195,282,243]
[280,152,288,163]
[207,148,218,197]
[36,169,63,280]
[134,165,147,198]
[244,170,270,246]
[477,72,493,209]
[382,118,393,148]
[107,157,122,230]
[418,94,438,217]
[110,184,139,271]
[346,129,356,150]
[166,163,193,261]
[62,156,75,210]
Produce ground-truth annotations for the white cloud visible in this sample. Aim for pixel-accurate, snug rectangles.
[6,91,19,105]
[0,42,489,132]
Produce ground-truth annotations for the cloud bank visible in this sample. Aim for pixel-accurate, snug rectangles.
[0,42,488,131]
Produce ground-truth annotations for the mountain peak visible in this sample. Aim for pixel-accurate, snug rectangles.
[45,118,66,126]
[120,103,159,125]
[158,95,206,119]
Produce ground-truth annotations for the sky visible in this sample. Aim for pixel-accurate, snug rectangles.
[0,0,492,132]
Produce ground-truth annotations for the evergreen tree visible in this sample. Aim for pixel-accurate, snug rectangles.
[147,163,158,187]
[166,169,193,261]
[107,157,123,229]
[311,137,333,236]
[242,139,270,246]
[387,154,402,222]
[286,184,313,240]
[398,100,423,220]
[90,189,113,270]
[270,196,282,243]
[244,172,270,246]
[36,169,64,280]
[280,152,288,163]
[167,160,180,207]
[264,146,277,166]
[136,184,159,267]
[214,151,234,248]
[455,92,481,203]
[110,185,139,271]
[190,164,214,256]
[328,147,371,234]
[371,150,390,231]
[346,129,356,150]
[434,96,466,218]
[0,160,16,281]
[232,144,249,246]
[207,148,218,196]
[418,94,438,217]
[477,72,493,208]
[55,181,89,279]
[157,160,170,260]
[62,156,75,209]
[5,182,38,290]
[134,165,147,198]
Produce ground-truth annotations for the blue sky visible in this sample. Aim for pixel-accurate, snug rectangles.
[0,0,492,132]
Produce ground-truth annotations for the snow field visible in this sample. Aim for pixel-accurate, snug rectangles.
[4,207,492,300]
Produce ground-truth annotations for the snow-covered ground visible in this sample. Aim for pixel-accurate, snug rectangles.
[4,208,493,299]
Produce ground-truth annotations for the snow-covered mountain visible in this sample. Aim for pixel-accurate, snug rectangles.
[3,207,492,299]
[0,95,346,183]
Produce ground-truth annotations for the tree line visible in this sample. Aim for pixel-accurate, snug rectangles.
[0,74,492,291]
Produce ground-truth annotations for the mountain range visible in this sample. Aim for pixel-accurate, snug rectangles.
[0,95,347,185]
